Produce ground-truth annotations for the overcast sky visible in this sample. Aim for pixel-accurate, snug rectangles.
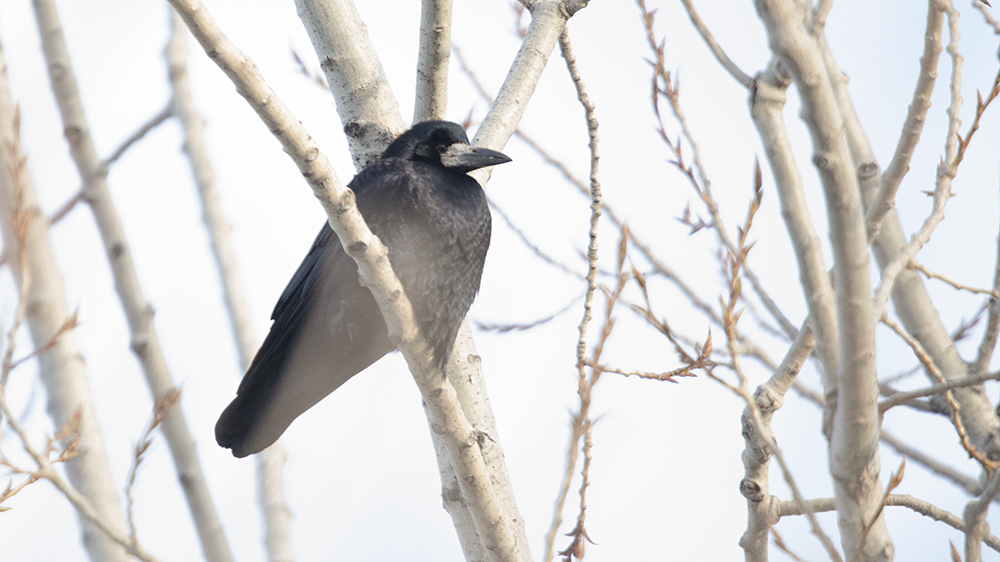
[2,0,1000,560]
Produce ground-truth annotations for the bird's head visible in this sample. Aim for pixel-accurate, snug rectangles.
[384,121,512,174]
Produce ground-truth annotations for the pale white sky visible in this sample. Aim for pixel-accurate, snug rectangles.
[2,0,1000,560]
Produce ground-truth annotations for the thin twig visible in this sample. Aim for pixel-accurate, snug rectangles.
[0,242,158,560]
[674,0,752,88]
[974,0,1000,33]
[454,42,736,342]
[474,293,584,333]
[586,358,697,382]
[850,459,906,562]
[0,397,161,561]
[124,388,181,545]
[49,105,173,226]
[638,0,798,340]
[872,3,998,319]
[101,104,173,171]
[557,29,602,562]
[880,370,1000,412]
[881,314,997,469]
[488,196,586,279]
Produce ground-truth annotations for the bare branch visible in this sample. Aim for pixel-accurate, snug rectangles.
[964,468,1000,561]
[749,59,839,406]
[810,0,834,35]
[912,260,1000,297]
[414,0,453,122]
[124,388,181,545]
[850,459,905,562]
[971,243,1000,375]
[867,0,944,239]
[641,2,798,341]
[881,314,996,469]
[0,397,162,562]
[675,0,753,88]
[777,493,1000,554]
[474,293,584,333]
[34,2,234,558]
[756,1,886,555]
[488,197,586,279]
[872,0,972,317]
[164,11,295,557]
[294,0,404,169]
[555,29,602,562]
[0,32,133,562]
[102,104,173,170]
[880,370,1000,412]
[974,0,1000,33]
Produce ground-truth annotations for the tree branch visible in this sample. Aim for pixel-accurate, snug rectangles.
[164,9,294,561]
[0,32,133,562]
[866,0,944,239]
[34,2,235,559]
[413,0,453,122]
[755,1,886,557]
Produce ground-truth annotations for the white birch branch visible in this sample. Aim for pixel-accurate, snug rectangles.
[964,467,1000,561]
[754,1,888,558]
[738,324,816,561]
[749,59,839,415]
[778,494,1000,553]
[474,0,575,154]
[0,38,132,562]
[298,1,586,558]
[817,5,1000,460]
[294,0,406,169]
[971,228,1000,375]
[866,0,944,239]
[870,0,962,325]
[31,2,234,561]
[164,9,294,562]
[413,0,453,122]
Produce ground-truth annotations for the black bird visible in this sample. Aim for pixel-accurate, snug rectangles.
[216,121,511,458]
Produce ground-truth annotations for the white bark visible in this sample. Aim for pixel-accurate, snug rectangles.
[865,1,944,238]
[474,0,569,154]
[738,325,815,561]
[31,2,233,561]
[0,36,131,562]
[963,468,1000,562]
[294,0,406,168]
[749,60,839,413]
[754,1,889,559]
[818,15,1000,460]
[164,9,295,562]
[413,0,453,122]
[432,322,527,562]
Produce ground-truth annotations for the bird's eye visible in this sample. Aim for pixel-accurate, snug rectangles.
[435,145,447,154]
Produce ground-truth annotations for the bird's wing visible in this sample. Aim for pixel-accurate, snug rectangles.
[216,175,420,457]
[216,220,393,457]
[271,223,337,322]
[236,223,338,399]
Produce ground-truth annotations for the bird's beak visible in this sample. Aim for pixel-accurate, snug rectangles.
[440,143,512,172]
